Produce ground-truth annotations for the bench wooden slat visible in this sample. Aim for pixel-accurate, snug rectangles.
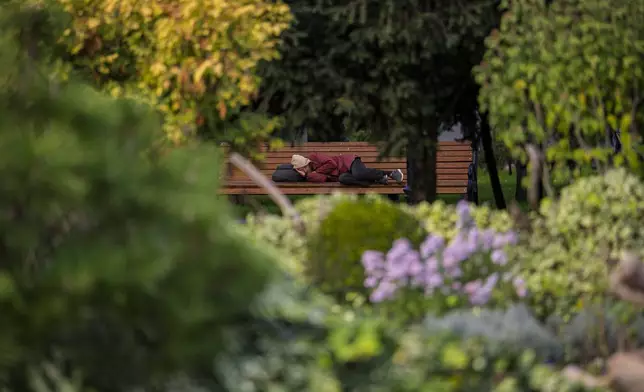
[222,187,467,195]
[258,151,472,159]
[286,141,468,147]
[228,164,470,173]
[263,145,471,153]
[248,162,472,169]
[230,170,468,180]
[232,162,469,175]
[228,162,471,171]
[229,169,468,179]
[229,179,467,188]
[221,183,467,195]
[259,156,470,164]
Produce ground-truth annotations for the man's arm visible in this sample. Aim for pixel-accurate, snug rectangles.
[305,153,336,182]
[306,171,329,182]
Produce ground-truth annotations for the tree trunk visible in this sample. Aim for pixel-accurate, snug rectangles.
[423,122,438,203]
[479,112,506,209]
[407,144,423,204]
[515,161,528,202]
[407,122,437,204]
[406,134,423,204]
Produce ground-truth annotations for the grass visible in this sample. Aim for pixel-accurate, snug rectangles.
[477,170,519,206]
[227,169,521,219]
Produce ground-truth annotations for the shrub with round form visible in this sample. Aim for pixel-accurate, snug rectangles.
[513,168,644,319]
[242,193,366,280]
[306,197,426,302]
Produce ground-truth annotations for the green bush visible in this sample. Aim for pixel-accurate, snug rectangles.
[242,193,360,279]
[411,200,514,239]
[512,168,644,319]
[243,193,382,281]
[306,197,426,301]
[218,296,607,392]
[243,213,308,277]
[0,9,273,389]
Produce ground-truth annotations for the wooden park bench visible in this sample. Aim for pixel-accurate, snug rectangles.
[221,141,477,200]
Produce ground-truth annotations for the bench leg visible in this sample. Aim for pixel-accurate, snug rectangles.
[387,194,400,203]
[402,187,413,205]
[229,195,246,205]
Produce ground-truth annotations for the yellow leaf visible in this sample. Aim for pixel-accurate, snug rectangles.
[268,139,285,149]
[140,6,153,17]
[87,17,100,30]
[217,102,227,119]
[441,343,469,370]
[578,93,586,108]
[620,114,632,131]
[70,43,83,55]
[513,80,527,90]
[150,62,167,76]
[607,115,618,130]
[193,60,212,83]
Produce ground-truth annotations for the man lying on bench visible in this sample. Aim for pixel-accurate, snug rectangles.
[290,153,403,186]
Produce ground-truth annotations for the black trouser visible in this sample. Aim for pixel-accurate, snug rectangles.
[338,157,387,186]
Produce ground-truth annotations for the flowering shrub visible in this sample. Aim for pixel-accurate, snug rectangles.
[413,200,514,239]
[361,201,526,317]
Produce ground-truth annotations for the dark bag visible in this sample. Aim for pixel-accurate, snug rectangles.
[271,164,306,182]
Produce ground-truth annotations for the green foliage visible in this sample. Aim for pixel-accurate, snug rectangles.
[478,140,513,172]
[255,0,500,201]
[512,168,644,318]
[424,304,564,361]
[246,196,520,322]
[306,197,426,300]
[0,10,274,389]
[4,2,640,391]
[55,0,291,151]
[261,0,500,143]
[243,213,307,277]
[383,330,602,392]
[242,193,360,279]
[218,277,605,392]
[546,300,644,363]
[411,200,514,239]
[476,0,644,182]
[216,278,339,392]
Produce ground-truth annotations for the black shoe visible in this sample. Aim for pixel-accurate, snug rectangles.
[377,175,389,185]
[389,169,404,184]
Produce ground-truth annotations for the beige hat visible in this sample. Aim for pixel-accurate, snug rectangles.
[291,154,311,169]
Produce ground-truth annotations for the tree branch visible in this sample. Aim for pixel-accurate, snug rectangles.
[609,251,644,308]
[525,143,554,208]
[228,153,305,233]
[629,80,641,139]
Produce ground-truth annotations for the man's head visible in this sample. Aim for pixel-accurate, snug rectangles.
[291,154,311,176]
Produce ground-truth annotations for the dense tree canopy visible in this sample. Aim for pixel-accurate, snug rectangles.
[256,0,501,202]
[56,0,291,153]
[476,0,644,188]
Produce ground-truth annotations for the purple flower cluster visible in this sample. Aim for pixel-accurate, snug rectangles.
[361,200,527,306]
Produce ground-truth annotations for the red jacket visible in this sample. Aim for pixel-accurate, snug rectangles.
[306,153,357,182]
